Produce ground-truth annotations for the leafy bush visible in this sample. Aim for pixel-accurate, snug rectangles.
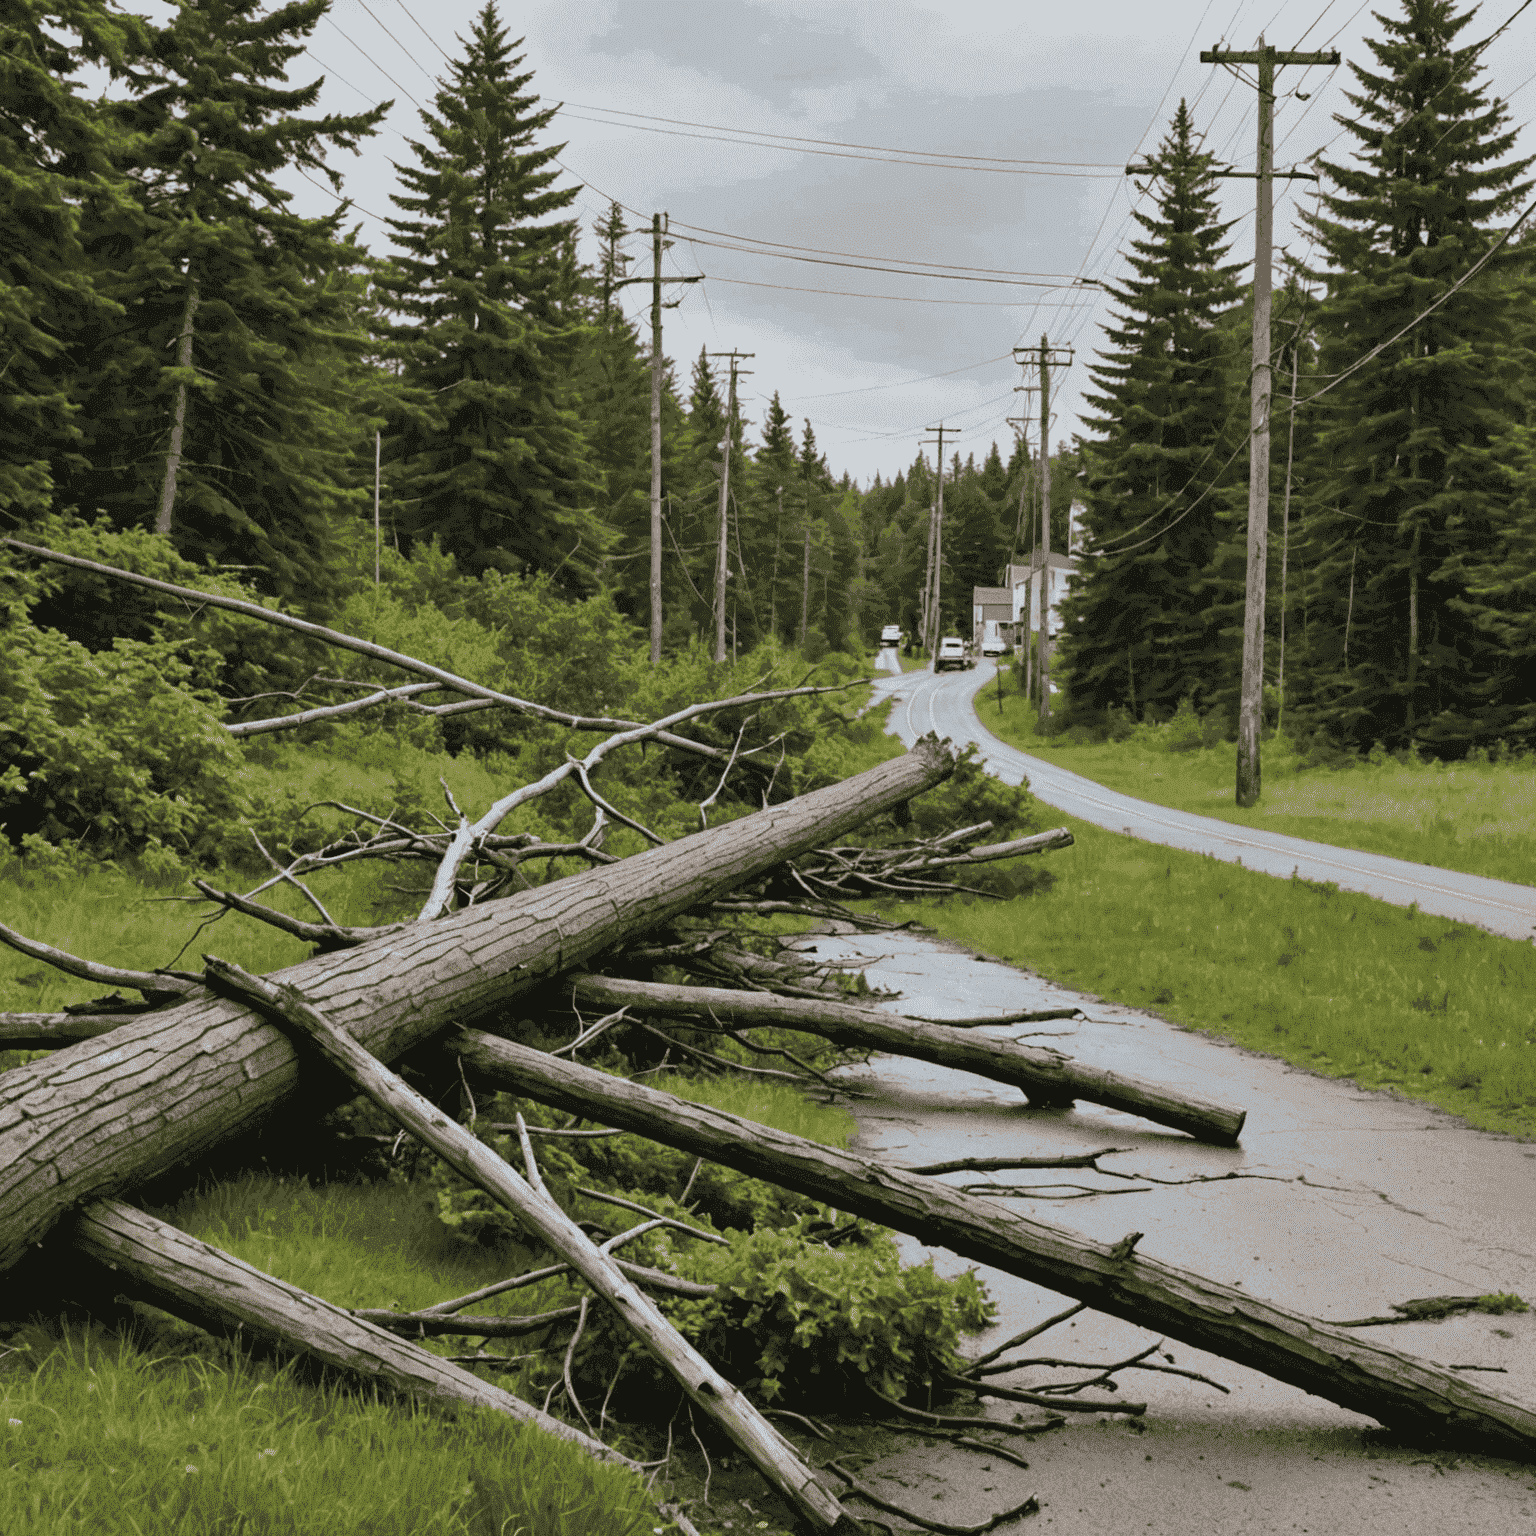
[596,1216,994,1408]
[0,623,249,867]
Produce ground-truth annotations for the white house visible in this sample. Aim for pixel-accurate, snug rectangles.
[1005,550,1078,643]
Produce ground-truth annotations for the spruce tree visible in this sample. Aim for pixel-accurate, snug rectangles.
[63,0,386,607]
[1288,0,1534,752]
[0,1,147,523]
[753,391,799,640]
[1055,100,1243,725]
[377,1,603,589]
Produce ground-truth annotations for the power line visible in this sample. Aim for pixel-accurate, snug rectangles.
[553,100,1123,171]
[677,234,1095,290]
[798,353,1015,401]
[554,109,1122,178]
[390,0,454,65]
[665,221,1082,282]
[703,274,1094,308]
[321,13,424,110]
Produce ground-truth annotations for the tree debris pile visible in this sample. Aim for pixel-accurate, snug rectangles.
[3,541,1535,1535]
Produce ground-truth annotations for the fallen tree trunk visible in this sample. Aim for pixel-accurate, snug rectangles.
[0,741,953,1274]
[67,1198,632,1466]
[203,956,859,1536]
[454,1030,1536,1461]
[568,974,1246,1145]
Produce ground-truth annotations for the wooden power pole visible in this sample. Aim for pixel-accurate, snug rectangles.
[1196,38,1335,804]
[919,425,951,660]
[1013,338,1072,719]
[706,350,753,663]
[611,215,700,664]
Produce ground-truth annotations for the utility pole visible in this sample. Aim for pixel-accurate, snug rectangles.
[706,350,753,662]
[919,425,952,660]
[1013,338,1072,719]
[373,429,381,588]
[1195,38,1335,805]
[1006,414,1034,699]
[611,215,701,664]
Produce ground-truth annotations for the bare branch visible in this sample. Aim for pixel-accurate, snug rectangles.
[228,681,442,737]
[0,917,197,999]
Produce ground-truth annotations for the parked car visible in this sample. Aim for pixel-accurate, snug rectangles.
[979,634,1007,658]
[934,636,969,672]
[879,623,903,646]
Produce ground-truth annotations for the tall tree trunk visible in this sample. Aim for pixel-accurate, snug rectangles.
[156,273,200,537]
[0,743,953,1274]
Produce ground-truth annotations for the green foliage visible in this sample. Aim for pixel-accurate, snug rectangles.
[1287,0,1536,754]
[1056,99,1244,728]
[375,2,604,589]
[632,1218,994,1408]
[0,619,247,867]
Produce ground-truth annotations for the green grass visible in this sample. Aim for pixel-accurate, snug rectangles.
[0,1171,669,1536]
[976,682,1536,887]
[909,816,1536,1138]
[649,1071,856,1147]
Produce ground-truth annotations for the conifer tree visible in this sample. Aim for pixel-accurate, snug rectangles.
[753,391,799,640]
[1288,0,1534,751]
[377,2,603,589]
[1055,100,1243,725]
[61,0,385,605]
[0,1,147,523]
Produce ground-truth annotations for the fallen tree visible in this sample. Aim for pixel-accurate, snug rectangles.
[566,974,1246,1144]
[68,1197,631,1464]
[0,739,954,1274]
[452,1028,1536,1461]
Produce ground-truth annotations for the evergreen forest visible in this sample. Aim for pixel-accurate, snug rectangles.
[3,0,1536,880]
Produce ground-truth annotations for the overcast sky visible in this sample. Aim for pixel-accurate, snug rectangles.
[251,2,1533,482]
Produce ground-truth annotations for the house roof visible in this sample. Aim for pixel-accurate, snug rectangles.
[972,586,1012,606]
[1006,552,1077,585]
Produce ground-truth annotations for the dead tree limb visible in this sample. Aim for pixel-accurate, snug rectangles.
[452,1030,1536,1461]
[568,975,1245,1145]
[67,1198,633,1466]
[0,917,198,1002]
[201,957,859,1536]
[0,742,951,1275]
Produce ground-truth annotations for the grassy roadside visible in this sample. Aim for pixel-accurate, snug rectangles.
[974,678,1536,888]
[906,814,1536,1139]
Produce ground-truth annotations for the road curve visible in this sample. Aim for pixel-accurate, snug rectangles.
[871,655,1536,943]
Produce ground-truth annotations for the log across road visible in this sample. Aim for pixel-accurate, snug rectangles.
[875,660,1536,943]
[455,1030,1536,1461]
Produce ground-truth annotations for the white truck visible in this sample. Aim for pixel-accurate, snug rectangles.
[934,636,970,672]
[978,618,1007,658]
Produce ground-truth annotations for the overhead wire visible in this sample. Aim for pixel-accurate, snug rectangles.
[320,13,424,110]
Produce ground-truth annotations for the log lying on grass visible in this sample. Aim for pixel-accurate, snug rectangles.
[568,974,1247,1145]
[204,956,861,1536]
[68,1198,631,1465]
[0,741,953,1275]
[454,1030,1536,1461]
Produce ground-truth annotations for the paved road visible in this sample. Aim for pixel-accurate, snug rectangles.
[871,653,1536,943]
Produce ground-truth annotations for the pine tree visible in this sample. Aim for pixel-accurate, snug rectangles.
[752,391,799,641]
[1055,100,1244,726]
[63,0,386,607]
[1288,0,1535,752]
[377,1,604,589]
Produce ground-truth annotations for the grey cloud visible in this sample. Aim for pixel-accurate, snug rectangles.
[586,1,882,103]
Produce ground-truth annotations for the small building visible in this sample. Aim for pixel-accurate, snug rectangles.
[971,585,1013,645]
[1005,551,1079,644]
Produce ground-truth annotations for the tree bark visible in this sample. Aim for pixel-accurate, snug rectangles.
[454,1030,1536,1461]
[203,956,859,1536]
[68,1198,632,1466]
[568,974,1246,1144]
[0,741,953,1275]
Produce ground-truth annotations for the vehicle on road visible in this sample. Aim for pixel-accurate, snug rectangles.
[934,636,970,672]
[879,623,903,646]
